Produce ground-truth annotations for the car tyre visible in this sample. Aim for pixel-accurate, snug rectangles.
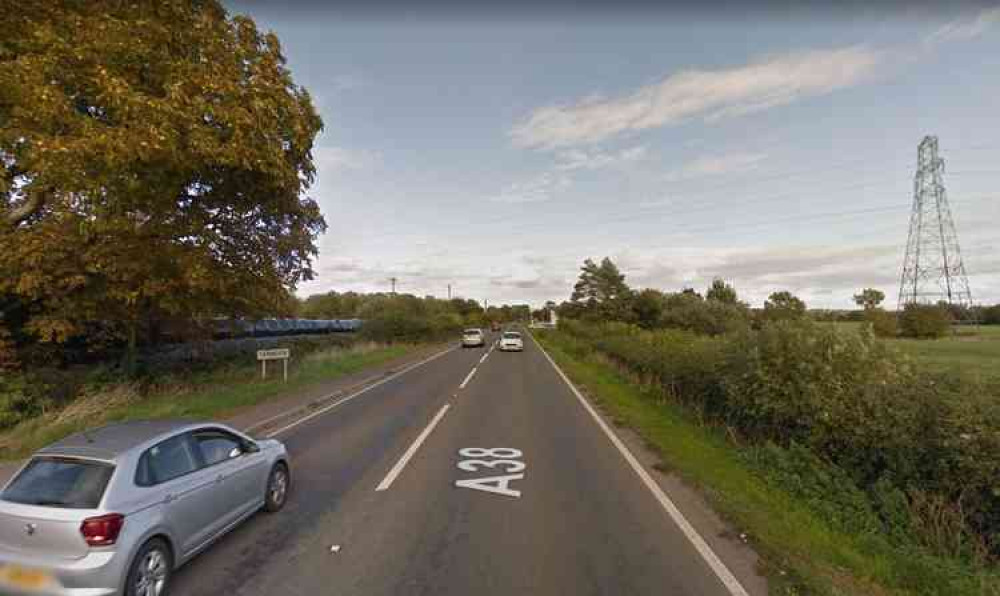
[264,462,290,513]
[126,538,172,596]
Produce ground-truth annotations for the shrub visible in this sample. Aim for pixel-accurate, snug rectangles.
[868,308,898,338]
[658,292,750,336]
[557,318,1000,561]
[0,375,51,430]
[762,290,807,322]
[899,303,951,338]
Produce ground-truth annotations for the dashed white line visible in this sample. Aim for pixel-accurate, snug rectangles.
[459,367,478,390]
[479,352,489,365]
[375,403,451,492]
[529,332,751,596]
[263,346,457,438]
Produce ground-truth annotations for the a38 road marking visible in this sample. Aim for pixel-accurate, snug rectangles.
[376,403,451,492]
[455,448,525,498]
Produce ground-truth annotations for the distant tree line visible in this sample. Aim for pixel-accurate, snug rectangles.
[296,291,530,343]
[552,258,997,340]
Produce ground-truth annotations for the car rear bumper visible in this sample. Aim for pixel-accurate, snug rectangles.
[0,548,125,596]
[499,344,523,351]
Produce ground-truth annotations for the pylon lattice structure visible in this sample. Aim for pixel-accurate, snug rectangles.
[897,136,973,311]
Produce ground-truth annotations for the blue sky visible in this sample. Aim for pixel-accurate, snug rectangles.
[230,3,999,308]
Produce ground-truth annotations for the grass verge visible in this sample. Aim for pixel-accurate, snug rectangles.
[534,330,999,596]
[0,342,420,461]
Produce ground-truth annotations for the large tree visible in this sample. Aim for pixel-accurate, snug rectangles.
[569,257,633,321]
[706,278,739,304]
[0,2,325,369]
[853,288,885,311]
[763,291,807,321]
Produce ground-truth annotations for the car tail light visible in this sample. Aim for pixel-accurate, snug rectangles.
[80,513,124,547]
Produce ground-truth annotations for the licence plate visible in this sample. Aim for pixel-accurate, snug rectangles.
[0,564,54,591]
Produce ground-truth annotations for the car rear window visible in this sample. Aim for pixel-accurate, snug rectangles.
[2,457,114,509]
[502,332,521,339]
[464,329,481,335]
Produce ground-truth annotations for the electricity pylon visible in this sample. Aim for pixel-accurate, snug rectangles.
[897,136,973,312]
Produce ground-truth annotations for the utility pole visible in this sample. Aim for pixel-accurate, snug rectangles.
[448,284,452,300]
[389,277,397,295]
[897,135,973,314]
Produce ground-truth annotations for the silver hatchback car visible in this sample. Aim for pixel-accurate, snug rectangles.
[0,420,290,596]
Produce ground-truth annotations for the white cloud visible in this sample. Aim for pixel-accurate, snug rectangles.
[664,152,767,182]
[313,146,382,172]
[925,7,1000,45]
[489,172,571,204]
[638,197,672,208]
[554,145,648,171]
[510,46,882,150]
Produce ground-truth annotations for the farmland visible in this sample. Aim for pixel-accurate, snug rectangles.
[830,322,1000,381]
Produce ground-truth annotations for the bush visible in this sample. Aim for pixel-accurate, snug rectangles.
[979,304,1000,325]
[899,303,951,338]
[0,375,51,430]
[658,293,750,336]
[558,318,1000,561]
[868,308,898,338]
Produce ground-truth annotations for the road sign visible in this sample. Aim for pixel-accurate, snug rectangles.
[257,348,290,361]
[257,349,290,381]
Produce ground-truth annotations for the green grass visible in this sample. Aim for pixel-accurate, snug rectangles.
[0,342,419,461]
[534,330,1000,596]
[829,322,1000,381]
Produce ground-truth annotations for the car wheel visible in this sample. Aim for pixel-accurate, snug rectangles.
[264,462,290,513]
[126,538,172,596]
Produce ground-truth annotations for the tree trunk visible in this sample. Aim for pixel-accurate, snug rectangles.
[123,320,138,378]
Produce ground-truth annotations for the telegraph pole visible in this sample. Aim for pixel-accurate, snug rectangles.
[389,277,397,295]
[448,284,452,300]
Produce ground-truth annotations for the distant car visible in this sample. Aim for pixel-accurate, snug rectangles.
[0,420,290,596]
[499,331,524,352]
[461,328,485,348]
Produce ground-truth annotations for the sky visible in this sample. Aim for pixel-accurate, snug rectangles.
[229,1,1000,309]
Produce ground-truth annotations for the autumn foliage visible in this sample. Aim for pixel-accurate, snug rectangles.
[0,1,325,368]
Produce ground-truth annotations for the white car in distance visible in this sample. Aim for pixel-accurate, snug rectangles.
[461,328,485,348]
[499,331,524,352]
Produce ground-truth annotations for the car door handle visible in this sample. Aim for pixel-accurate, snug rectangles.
[215,474,225,484]
[163,493,175,504]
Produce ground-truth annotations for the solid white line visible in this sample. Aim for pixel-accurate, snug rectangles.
[263,346,457,438]
[479,352,489,365]
[459,367,477,390]
[375,403,451,491]
[528,332,750,596]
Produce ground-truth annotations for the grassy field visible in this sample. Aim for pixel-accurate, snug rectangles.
[0,342,420,461]
[534,329,1000,596]
[829,322,1000,381]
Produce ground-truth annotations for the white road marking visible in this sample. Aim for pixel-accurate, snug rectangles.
[455,474,523,498]
[263,346,457,438]
[376,403,451,492]
[459,367,477,390]
[529,332,751,596]
[479,351,489,365]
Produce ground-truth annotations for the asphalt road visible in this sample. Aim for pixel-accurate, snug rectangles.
[169,332,753,596]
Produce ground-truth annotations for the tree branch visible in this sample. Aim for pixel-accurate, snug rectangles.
[3,190,46,226]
